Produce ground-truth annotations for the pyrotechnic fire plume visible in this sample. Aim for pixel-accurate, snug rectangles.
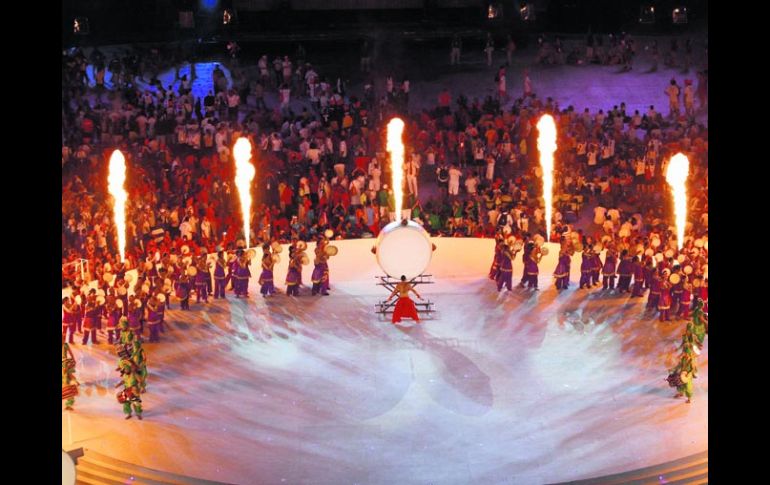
[233,137,256,248]
[537,114,557,239]
[665,153,690,250]
[107,150,128,262]
[386,118,405,221]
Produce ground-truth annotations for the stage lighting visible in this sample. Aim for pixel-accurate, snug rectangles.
[223,9,233,25]
[487,3,502,20]
[639,5,655,24]
[519,3,534,21]
[201,0,219,11]
[672,7,688,24]
[73,17,89,35]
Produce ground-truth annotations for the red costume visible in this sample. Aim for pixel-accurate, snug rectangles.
[392,296,419,324]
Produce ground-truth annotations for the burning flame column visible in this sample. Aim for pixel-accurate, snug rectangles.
[386,118,405,222]
[665,153,690,250]
[536,114,557,239]
[107,150,128,262]
[233,137,256,248]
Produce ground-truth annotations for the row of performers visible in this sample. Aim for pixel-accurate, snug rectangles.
[62,237,338,344]
[489,234,708,321]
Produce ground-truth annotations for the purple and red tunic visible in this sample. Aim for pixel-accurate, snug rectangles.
[128,305,143,330]
[617,257,633,277]
[524,253,539,276]
[105,307,122,331]
[286,260,302,286]
[602,254,618,276]
[553,254,570,279]
[658,284,672,310]
[83,303,101,330]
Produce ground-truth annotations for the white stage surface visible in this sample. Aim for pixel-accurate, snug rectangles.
[63,238,707,484]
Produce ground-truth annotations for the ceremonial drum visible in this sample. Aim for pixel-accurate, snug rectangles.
[375,220,433,280]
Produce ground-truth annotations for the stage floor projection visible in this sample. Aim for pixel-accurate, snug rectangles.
[63,238,707,484]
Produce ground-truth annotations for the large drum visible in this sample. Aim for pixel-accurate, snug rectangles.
[375,220,433,280]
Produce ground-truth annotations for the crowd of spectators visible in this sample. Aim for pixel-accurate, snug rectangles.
[61,39,708,288]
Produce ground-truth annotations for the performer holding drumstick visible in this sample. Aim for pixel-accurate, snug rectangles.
[386,275,424,324]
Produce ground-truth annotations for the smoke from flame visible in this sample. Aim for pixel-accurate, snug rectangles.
[233,137,256,247]
[386,118,405,221]
[537,114,557,239]
[107,150,128,262]
[665,153,690,251]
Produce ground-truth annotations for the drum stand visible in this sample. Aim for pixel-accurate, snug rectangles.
[375,274,435,318]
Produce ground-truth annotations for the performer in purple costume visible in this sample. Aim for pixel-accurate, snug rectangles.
[226,253,237,292]
[145,296,163,342]
[127,296,144,335]
[286,253,303,296]
[195,258,210,303]
[553,249,571,290]
[175,274,192,310]
[519,243,540,290]
[213,251,227,299]
[259,244,277,297]
[104,298,122,344]
[647,271,662,309]
[615,250,633,293]
[489,235,503,281]
[496,245,514,291]
[234,253,252,297]
[82,292,101,345]
[590,251,601,286]
[670,269,684,312]
[631,256,645,297]
[579,249,593,289]
[601,248,618,290]
[311,238,331,296]
[643,258,654,289]
[62,297,79,344]
[658,278,672,322]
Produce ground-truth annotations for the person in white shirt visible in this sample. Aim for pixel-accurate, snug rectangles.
[448,165,462,196]
[464,173,479,195]
[485,155,495,182]
[406,153,420,197]
[179,217,192,241]
[593,206,607,225]
[368,159,382,192]
[201,217,212,242]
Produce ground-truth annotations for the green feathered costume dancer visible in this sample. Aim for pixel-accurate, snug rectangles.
[116,358,143,419]
[688,298,708,347]
[62,342,79,410]
[131,339,148,394]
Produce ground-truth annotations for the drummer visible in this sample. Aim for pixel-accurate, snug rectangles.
[387,275,423,324]
[311,235,330,296]
[259,244,277,297]
[286,250,303,296]
[213,251,228,299]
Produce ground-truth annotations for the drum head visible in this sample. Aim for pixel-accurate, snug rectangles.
[375,221,433,280]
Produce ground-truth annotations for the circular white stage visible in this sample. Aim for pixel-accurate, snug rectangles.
[64,238,707,484]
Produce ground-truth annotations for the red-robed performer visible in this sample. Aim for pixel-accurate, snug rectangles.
[386,275,424,324]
